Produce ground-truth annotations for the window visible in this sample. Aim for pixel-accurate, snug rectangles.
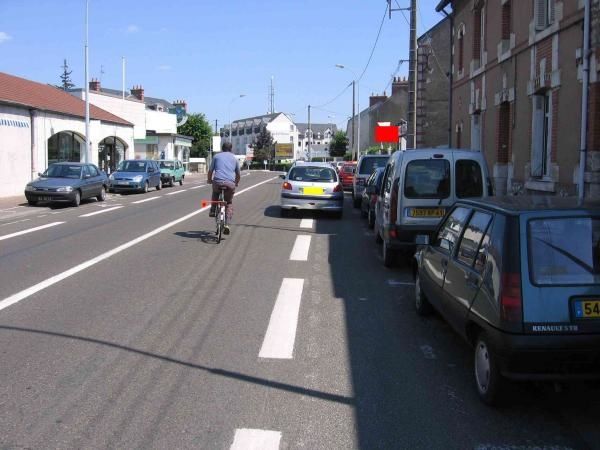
[529,217,600,285]
[471,113,481,151]
[456,122,463,148]
[358,156,388,175]
[47,131,82,165]
[290,136,294,143]
[535,0,555,31]
[436,207,471,254]
[404,159,450,199]
[457,25,465,74]
[457,211,492,267]
[472,2,485,67]
[290,124,294,131]
[456,160,483,198]
[88,165,100,177]
[531,92,551,178]
[289,166,336,182]
[501,1,511,41]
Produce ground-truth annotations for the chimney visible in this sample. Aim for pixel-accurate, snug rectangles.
[392,76,408,96]
[172,99,188,112]
[369,92,387,107]
[131,85,144,101]
[89,78,101,92]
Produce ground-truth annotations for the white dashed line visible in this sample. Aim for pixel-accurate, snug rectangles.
[230,429,281,450]
[79,206,124,217]
[188,185,204,190]
[166,190,186,195]
[299,218,313,229]
[259,278,304,359]
[289,235,311,261]
[132,196,160,204]
[0,222,65,242]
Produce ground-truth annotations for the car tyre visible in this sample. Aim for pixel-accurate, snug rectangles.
[382,240,396,267]
[142,181,149,194]
[414,273,433,316]
[97,186,106,202]
[170,177,174,187]
[72,190,81,207]
[156,179,162,191]
[474,332,505,406]
[27,199,37,206]
[179,177,183,186]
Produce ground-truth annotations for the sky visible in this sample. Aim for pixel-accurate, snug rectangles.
[0,0,446,131]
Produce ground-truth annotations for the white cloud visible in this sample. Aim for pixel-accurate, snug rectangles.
[126,24,140,33]
[157,64,172,71]
[0,32,12,44]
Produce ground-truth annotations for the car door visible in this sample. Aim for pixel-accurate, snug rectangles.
[375,162,393,236]
[80,165,95,198]
[87,164,103,196]
[442,210,493,334]
[420,206,472,307]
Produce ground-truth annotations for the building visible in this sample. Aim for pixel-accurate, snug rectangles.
[436,0,600,197]
[295,123,337,159]
[0,71,134,197]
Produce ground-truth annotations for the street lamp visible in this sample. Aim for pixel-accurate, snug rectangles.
[335,64,360,160]
[228,94,246,154]
[327,115,335,160]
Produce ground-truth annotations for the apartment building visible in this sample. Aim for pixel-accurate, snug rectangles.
[436,0,600,197]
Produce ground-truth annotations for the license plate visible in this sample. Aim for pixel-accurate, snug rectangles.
[410,208,445,218]
[38,196,52,201]
[574,300,600,318]
[117,181,129,186]
[303,187,324,195]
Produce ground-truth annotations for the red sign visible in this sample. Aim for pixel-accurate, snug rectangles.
[375,125,399,143]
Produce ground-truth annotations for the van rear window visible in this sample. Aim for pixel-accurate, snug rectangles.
[404,159,450,199]
[359,156,388,175]
[456,160,483,198]
[529,217,600,285]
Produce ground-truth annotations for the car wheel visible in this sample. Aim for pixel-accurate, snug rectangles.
[72,190,81,207]
[169,177,174,187]
[414,273,433,316]
[368,209,375,229]
[179,177,183,186]
[382,240,396,267]
[97,186,106,202]
[156,179,162,191]
[142,181,149,193]
[474,332,505,405]
[27,199,37,206]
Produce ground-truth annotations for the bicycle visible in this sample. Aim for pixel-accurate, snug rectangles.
[202,187,228,244]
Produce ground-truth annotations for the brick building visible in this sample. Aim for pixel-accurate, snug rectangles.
[436,0,600,197]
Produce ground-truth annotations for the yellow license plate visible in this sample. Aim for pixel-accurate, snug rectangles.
[410,208,445,218]
[576,300,600,318]
[303,187,324,195]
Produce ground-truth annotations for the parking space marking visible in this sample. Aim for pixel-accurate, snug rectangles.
[132,197,160,204]
[166,190,187,196]
[230,429,281,450]
[259,278,304,359]
[299,218,313,229]
[0,221,65,242]
[289,235,311,261]
[79,206,124,218]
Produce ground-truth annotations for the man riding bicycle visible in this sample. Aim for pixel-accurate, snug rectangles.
[207,141,241,235]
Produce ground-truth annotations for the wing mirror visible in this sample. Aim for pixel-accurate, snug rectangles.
[279,174,285,179]
[415,235,430,246]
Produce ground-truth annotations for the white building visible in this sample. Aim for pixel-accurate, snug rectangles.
[0,71,134,197]
[295,123,337,160]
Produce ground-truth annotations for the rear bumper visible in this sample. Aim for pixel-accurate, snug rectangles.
[281,194,343,211]
[383,224,438,248]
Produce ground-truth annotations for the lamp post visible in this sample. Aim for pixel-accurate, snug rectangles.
[228,94,246,154]
[335,64,360,160]
[327,115,335,160]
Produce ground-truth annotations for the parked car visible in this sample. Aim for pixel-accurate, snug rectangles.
[361,167,385,229]
[334,161,345,172]
[24,162,108,207]
[414,196,600,405]
[158,159,185,187]
[339,162,357,191]
[374,148,491,267]
[352,155,389,208]
[280,162,343,218]
[109,160,162,193]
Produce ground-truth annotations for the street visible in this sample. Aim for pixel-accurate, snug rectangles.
[0,171,599,449]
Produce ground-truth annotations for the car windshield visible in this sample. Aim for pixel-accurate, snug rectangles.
[160,161,175,169]
[529,217,600,285]
[120,161,147,172]
[404,159,450,199]
[289,166,337,182]
[44,164,82,179]
[359,156,388,175]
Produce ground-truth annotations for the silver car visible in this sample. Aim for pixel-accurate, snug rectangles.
[280,162,343,218]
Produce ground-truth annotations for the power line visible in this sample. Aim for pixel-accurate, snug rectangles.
[357,3,389,82]
[312,81,353,109]
[416,2,448,81]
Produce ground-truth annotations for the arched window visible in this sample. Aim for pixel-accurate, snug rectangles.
[47,131,83,165]
[457,23,466,75]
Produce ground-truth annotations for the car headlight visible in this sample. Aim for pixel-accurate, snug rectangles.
[133,175,143,182]
[56,186,74,192]
[25,184,35,191]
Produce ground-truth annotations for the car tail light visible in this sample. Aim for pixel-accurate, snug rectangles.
[500,273,522,322]
[282,182,292,190]
[333,183,343,192]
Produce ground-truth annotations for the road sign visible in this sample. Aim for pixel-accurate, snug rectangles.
[375,125,399,143]
[275,143,293,158]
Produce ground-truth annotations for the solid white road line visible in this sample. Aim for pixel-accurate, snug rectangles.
[0,176,277,313]
[166,190,186,196]
[259,278,304,359]
[79,206,123,218]
[299,218,314,229]
[188,185,203,190]
[0,222,65,242]
[230,429,281,450]
[132,196,160,204]
[289,235,311,261]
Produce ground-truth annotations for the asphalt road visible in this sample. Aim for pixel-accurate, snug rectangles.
[0,171,599,449]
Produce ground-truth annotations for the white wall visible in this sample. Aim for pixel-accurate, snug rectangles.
[266,114,298,150]
[0,106,32,197]
[146,109,177,134]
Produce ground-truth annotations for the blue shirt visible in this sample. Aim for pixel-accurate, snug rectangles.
[210,152,240,183]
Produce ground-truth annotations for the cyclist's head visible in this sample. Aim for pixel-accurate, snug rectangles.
[222,142,233,152]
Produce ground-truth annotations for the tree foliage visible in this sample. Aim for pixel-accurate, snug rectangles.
[329,131,349,157]
[177,113,212,158]
[252,127,274,162]
[58,59,75,91]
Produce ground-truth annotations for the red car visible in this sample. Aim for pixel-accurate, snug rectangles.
[339,162,357,191]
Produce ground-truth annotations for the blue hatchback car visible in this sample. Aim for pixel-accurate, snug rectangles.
[109,160,162,193]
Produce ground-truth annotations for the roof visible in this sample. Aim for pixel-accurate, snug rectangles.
[232,112,280,126]
[143,95,174,109]
[459,196,600,214]
[296,123,337,135]
[435,0,451,12]
[0,72,132,126]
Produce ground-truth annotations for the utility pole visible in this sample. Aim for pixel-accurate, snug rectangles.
[352,80,356,160]
[307,104,311,161]
[84,0,90,163]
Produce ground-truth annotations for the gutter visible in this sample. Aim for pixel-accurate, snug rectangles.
[578,0,591,201]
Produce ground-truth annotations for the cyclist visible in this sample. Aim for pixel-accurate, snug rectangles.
[207,141,240,235]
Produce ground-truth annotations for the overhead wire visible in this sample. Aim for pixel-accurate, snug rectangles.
[357,2,389,82]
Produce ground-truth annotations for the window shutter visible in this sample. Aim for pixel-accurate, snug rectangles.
[535,0,547,30]
[531,96,545,177]
[548,0,555,25]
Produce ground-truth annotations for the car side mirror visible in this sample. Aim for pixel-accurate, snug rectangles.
[279,174,285,179]
[415,235,430,246]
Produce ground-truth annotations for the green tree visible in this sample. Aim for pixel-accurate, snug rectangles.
[329,131,349,157]
[177,113,212,158]
[58,59,75,91]
[252,127,274,162]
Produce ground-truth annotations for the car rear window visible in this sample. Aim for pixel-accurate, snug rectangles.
[342,165,355,174]
[529,217,600,285]
[289,166,337,182]
[404,159,450,199]
[358,156,388,175]
[456,160,483,198]
[160,161,175,169]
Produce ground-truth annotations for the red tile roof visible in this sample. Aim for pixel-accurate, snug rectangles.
[0,72,132,126]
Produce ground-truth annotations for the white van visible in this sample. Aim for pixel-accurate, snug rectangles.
[374,148,492,267]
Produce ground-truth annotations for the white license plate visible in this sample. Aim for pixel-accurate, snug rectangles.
[117,181,129,185]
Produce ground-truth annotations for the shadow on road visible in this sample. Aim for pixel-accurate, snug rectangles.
[174,230,220,244]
